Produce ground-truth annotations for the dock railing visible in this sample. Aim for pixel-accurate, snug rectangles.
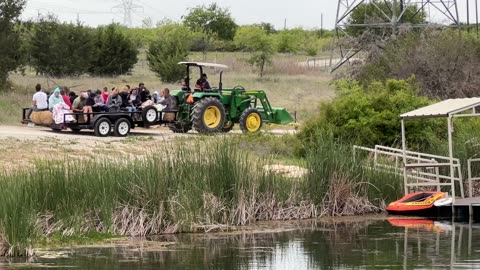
[354,145,464,197]
[467,158,480,197]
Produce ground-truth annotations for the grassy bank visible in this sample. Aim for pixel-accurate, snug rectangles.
[0,137,401,256]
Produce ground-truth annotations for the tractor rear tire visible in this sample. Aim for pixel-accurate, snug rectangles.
[239,108,263,133]
[169,122,191,133]
[192,97,226,134]
[222,121,234,133]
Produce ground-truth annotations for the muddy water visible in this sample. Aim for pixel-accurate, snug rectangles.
[3,218,480,269]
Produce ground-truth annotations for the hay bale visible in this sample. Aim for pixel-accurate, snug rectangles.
[163,112,176,122]
[30,111,53,125]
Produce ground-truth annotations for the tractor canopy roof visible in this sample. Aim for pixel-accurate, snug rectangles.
[178,62,228,69]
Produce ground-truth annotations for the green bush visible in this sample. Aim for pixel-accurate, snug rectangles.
[147,23,192,82]
[0,0,24,87]
[298,79,444,152]
[29,16,96,77]
[89,24,138,76]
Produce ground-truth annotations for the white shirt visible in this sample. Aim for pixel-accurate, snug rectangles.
[32,91,48,110]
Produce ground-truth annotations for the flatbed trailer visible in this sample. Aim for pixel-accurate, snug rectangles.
[22,106,179,137]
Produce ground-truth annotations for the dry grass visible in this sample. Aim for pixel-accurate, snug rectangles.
[4,52,333,125]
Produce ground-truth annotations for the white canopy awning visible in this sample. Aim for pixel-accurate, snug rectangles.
[400,98,480,119]
[178,62,228,69]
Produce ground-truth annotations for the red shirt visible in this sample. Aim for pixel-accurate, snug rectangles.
[62,95,72,108]
[102,93,109,104]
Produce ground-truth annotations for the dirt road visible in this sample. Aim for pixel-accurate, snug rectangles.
[0,125,296,141]
[0,125,297,172]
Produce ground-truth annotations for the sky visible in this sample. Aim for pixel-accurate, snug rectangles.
[21,0,338,29]
[21,0,474,30]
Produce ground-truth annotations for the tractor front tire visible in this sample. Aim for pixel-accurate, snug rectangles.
[192,97,226,134]
[239,108,263,133]
[222,121,234,133]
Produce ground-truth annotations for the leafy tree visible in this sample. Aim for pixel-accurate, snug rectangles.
[253,22,276,34]
[348,1,426,36]
[275,31,299,53]
[298,79,443,150]
[0,0,25,87]
[234,26,274,77]
[183,3,237,40]
[29,16,95,77]
[147,23,192,82]
[90,24,138,76]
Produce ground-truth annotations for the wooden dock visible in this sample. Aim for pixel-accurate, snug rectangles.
[453,197,480,206]
[445,197,480,221]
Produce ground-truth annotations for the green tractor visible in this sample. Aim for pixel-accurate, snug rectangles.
[167,62,293,134]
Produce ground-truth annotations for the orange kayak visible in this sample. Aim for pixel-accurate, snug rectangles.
[386,191,446,216]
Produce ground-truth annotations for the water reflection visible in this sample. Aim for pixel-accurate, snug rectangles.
[3,218,480,269]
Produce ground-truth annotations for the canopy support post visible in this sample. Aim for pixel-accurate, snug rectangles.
[448,115,456,202]
[401,119,408,195]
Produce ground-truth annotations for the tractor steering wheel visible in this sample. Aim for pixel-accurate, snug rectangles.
[233,85,245,91]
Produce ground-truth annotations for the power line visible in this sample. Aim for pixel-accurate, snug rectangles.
[112,0,143,27]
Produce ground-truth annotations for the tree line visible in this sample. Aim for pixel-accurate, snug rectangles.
[0,1,332,88]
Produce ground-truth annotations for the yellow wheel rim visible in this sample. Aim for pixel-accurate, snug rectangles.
[204,106,222,128]
[246,113,261,132]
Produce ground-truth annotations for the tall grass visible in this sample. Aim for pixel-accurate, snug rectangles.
[0,138,400,256]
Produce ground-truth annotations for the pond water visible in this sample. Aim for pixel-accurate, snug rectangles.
[3,217,480,269]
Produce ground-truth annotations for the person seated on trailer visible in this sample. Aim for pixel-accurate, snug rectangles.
[93,89,108,112]
[72,92,93,123]
[158,88,177,110]
[106,87,122,112]
[157,88,177,122]
[127,87,142,112]
[60,87,72,108]
[118,86,130,111]
[151,91,162,104]
[138,82,151,102]
[101,86,109,104]
[195,73,211,91]
[69,91,78,105]
[26,83,48,119]
[86,91,105,113]
[48,88,64,112]
[52,102,75,124]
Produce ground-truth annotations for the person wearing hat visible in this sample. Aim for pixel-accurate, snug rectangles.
[195,73,211,91]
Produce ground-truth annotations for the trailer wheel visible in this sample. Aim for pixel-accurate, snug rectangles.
[113,118,131,137]
[94,117,112,137]
[239,108,262,133]
[141,106,158,126]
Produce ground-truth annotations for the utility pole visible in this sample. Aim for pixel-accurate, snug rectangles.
[321,13,324,38]
[330,0,460,72]
[112,0,143,27]
[284,18,287,30]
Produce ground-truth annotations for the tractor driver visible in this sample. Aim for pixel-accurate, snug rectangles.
[195,73,211,91]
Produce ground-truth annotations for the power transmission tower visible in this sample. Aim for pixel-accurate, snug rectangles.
[330,0,460,72]
[112,0,143,27]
